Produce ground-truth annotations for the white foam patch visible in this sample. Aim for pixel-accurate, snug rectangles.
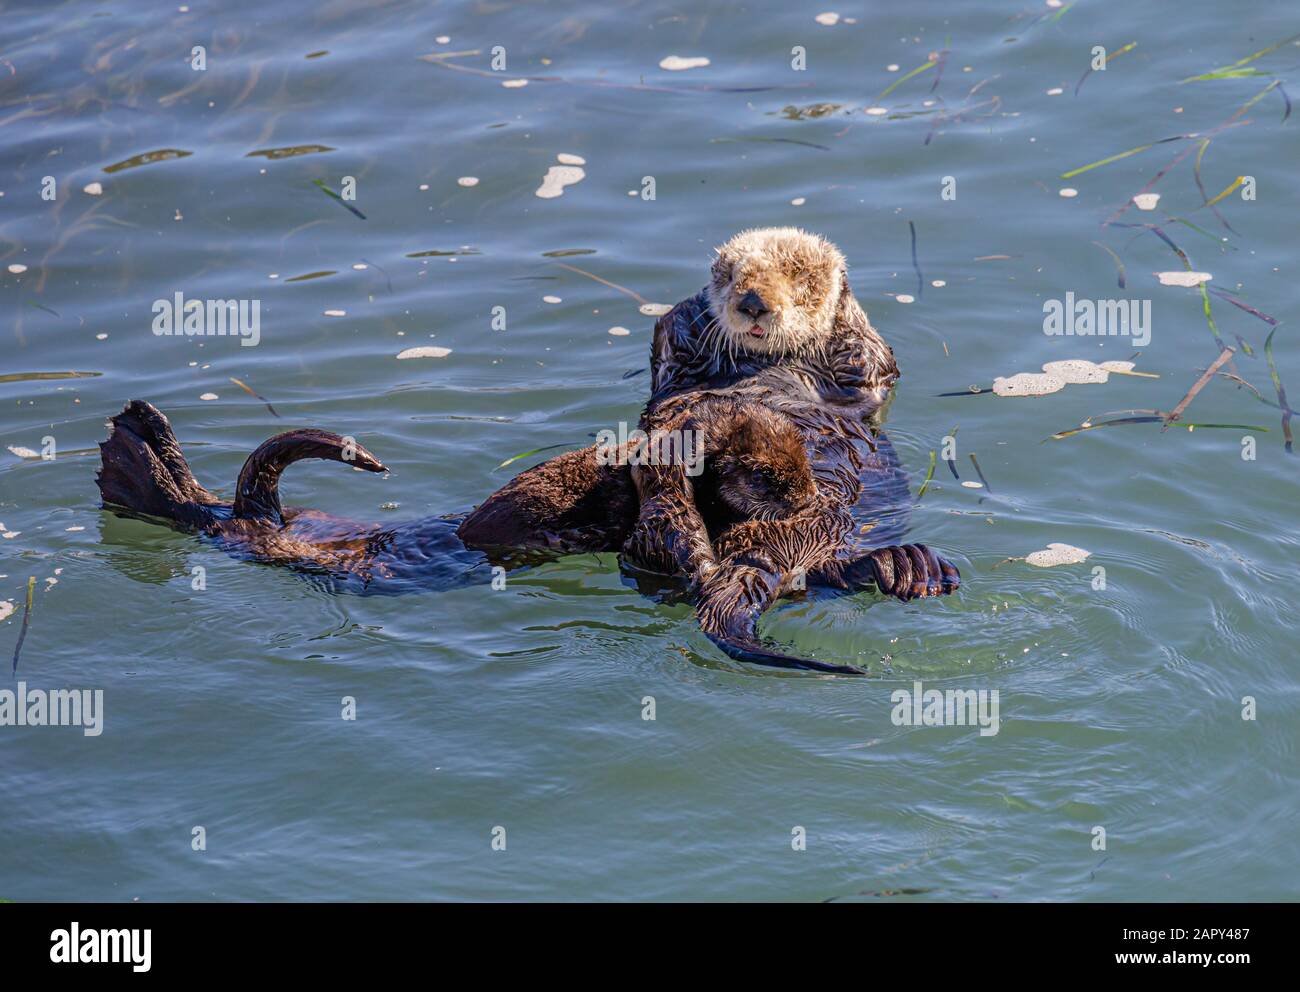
[608,326,630,336]
[815,12,841,25]
[1041,359,1109,384]
[457,176,479,187]
[0,601,13,621]
[199,392,219,401]
[6,446,40,459]
[1132,193,1160,210]
[557,153,585,165]
[502,79,528,88]
[1026,543,1091,567]
[640,303,672,316]
[83,182,103,195]
[992,372,1066,397]
[7,264,27,274]
[397,346,452,359]
[1059,187,1078,197]
[659,55,710,71]
[1099,360,1136,373]
[1155,270,1212,287]
[535,165,585,199]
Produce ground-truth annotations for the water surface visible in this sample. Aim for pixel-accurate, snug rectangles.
[2,0,1298,901]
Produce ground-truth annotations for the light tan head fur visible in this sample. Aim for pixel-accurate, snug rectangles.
[706,227,847,358]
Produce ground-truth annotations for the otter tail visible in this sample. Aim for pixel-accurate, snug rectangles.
[97,400,224,529]
[234,429,386,525]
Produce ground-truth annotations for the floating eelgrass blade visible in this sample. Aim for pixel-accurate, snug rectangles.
[1091,240,1127,288]
[876,58,936,102]
[26,301,60,317]
[968,453,991,492]
[908,221,923,299]
[1210,288,1278,327]
[1180,33,1300,83]
[1075,41,1136,95]
[312,179,366,220]
[1203,176,1245,208]
[1052,416,1266,441]
[229,377,280,418]
[554,262,649,305]
[1164,347,1235,430]
[1061,136,1181,179]
[710,136,831,152]
[1051,415,1164,440]
[1264,328,1294,452]
[916,450,937,499]
[11,576,35,674]
[494,442,581,471]
[945,427,959,479]
[0,371,101,384]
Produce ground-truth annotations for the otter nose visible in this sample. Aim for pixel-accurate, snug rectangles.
[737,290,770,320]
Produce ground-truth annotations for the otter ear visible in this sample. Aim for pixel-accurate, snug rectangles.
[710,255,733,283]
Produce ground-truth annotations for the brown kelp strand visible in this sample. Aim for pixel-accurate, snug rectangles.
[1264,329,1295,453]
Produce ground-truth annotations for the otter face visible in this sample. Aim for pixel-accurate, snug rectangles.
[710,408,817,521]
[706,227,846,357]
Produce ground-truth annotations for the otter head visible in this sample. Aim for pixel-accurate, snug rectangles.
[710,406,817,522]
[706,227,847,357]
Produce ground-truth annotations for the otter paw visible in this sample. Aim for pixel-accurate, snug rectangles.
[865,544,960,601]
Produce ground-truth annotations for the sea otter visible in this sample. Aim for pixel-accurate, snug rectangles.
[612,227,959,664]
[98,228,958,674]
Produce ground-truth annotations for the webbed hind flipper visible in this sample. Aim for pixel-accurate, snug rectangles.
[97,399,223,528]
[234,430,386,525]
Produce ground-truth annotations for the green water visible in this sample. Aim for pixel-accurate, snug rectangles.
[1,0,1297,901]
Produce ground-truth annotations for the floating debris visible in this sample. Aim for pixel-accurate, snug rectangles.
[10,576,34,674]
[199,392,219,401]
[608,327,630,336]
[397,346,452,359]
[311,178,366,219]
[7,264,26,274]
[6,446,40,459]
[791,197,806,206]
[535,165,585,199]
[83,182,104,195]
[1059,187,1078,197]
[103,149,192,173]
[323,309,346,317]
[502,79,528,88]
[916,450,937,499]
[1042,360,1110,384]
[639,303,672,317]
[659,56,710,71]
[1026,543,1091,567]
[1155,270,1212,287]
[229,377,280,418]
[895,294,915,304]
[457,176,479,187]
[556,153,586,165]
[1132,193,1161,210]
[0,601,13,621]
[542,295,562,304]
[814,12,841,25]
[246,144,335,160]
[993,372,1066,397]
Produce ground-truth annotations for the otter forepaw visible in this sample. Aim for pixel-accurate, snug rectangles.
[860,544,959,601]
